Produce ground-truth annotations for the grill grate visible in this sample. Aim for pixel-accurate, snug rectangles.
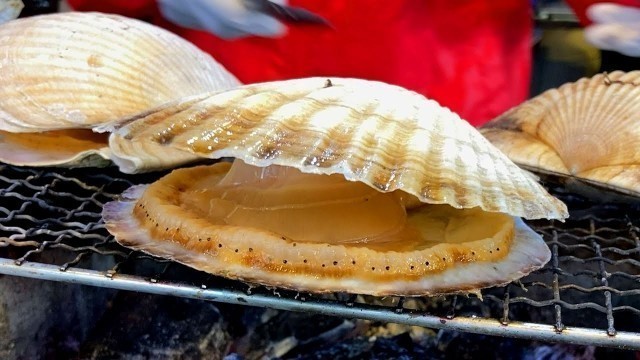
[1,163,639,349]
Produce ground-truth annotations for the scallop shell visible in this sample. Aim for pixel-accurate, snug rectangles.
[110,77,568,220]
[103,163,551,296]
[0,12,240,132]
[481,71,640,199]
[99,93,215,173]
[0,12,239,167]
[0,129,110,167]
[104,78,563,295]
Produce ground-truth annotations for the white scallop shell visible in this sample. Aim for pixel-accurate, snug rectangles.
[99,93,215,173]
[109,77,568,220]
[0,12,240,132]
[481,71,640,199]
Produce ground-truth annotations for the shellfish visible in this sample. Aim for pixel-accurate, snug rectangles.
[481,71,640,199]
[0,12,239,168]
[104,77,568,296]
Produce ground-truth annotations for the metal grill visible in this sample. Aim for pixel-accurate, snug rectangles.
[1,163,639,350]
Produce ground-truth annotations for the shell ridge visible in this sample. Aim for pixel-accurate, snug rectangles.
[0,12,240,132]
[113,77,568,219]
[482,70,640,200]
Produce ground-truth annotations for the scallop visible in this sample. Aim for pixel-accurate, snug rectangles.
[481,71,640,199]
[0,12,240,167]
[103,77,567,296]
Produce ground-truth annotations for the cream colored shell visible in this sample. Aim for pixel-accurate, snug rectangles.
[481,71,640,198]
[99,93,214,173]
[109,77,568,220]
[0,12,240,132]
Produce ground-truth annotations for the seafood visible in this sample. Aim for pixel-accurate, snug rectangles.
[0,130,110,167]
[481,71,640,199]
[104,78,567,296]
[0,12,239,167]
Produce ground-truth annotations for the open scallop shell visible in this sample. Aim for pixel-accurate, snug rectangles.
[110,77,568,220]
[481,71,640,199]
[0,12,239,168]
[103,166,551,296]
[104,78,565,295]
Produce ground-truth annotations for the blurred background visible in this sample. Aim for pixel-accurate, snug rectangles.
[23,0,640,105]
[531,0,637,96]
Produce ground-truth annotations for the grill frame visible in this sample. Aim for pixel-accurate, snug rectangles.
[1,163,639,350]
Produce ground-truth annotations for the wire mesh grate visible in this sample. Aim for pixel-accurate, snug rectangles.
[1,163,639,349]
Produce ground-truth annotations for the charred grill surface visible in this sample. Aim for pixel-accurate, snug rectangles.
[0,163,639,349]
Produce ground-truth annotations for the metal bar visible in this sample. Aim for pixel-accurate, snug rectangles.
[448,295,458,320]
[1,258,639,350]
[629,216,640,252]
[591,219,617,336]
[551,231,564,332]
[501,286,510,325]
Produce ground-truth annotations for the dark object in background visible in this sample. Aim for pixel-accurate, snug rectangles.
[599,50,639,72]
[248,0,330,26]
[18,0,58,17]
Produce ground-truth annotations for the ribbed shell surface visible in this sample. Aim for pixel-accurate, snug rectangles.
[110,77,568,220]
[482,71,640,197]
[0,12,240,132]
